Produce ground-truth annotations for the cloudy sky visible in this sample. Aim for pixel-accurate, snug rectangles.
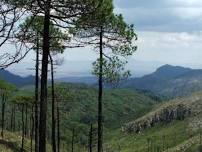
[6,0,202,77]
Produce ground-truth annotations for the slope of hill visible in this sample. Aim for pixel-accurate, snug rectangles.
[53,83,161,130]
[0,130,51,152]
[0,69,35,87]
[122,65,202,97]
[2,75,202,151]
[105,91,202,152]
[122,91,202,133]
[0,82,160,151]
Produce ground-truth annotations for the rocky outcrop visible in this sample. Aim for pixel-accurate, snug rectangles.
[122,103,191,133]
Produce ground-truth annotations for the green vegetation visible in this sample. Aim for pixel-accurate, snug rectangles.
[0,130,51,152]
[0,82,160,151]
[105,91,202,152]
[50,83,160,150]
[0,81,202,151]
[54,83,159,128]
[105,120,190,152]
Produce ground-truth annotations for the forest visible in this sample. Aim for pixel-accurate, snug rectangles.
[0,0,202,152]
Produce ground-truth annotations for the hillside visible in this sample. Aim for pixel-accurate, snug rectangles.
[2,69,202,151]
[0,69,35,87]
[122,65,202,98]
[1,76,202,151]
[0,82,161,151]
[105,91,202,152]
[51,83,161,133]
[0,130,51,152]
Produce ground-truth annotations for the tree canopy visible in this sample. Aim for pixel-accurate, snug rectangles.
[18,15,69,54]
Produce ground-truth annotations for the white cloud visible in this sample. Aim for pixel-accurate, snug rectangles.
[133,31,202,67]
[169,0,202,7]
[114,0,202,32]
[173,7,202,19]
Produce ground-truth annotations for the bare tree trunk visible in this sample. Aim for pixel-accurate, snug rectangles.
[10,105,14,131]
[35,32,39,152]
[21,104,25,152]
[49,54,57,152]
[89,124,93,152]
[71,128,75,152]
[13,105,16,132]
[25,104,28,137]
[1,94,5,138]
[98,26,103,152]
[39,1,51,151]
[31,105,34,152]
[57,99,60,152]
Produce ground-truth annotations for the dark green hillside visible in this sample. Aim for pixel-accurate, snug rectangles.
[2,83,202,152]
[0,82,160,151]
[50,83,161,150]
[0,69,35,87]
[121,65,202,98]
[54,83,160,128]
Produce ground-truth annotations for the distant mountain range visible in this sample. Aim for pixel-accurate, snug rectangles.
[121,64,202,97]
[56,76,97,85]
[2,64,202,98]
[0,69,35,87]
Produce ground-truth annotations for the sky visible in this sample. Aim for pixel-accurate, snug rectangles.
[5,0,202,77]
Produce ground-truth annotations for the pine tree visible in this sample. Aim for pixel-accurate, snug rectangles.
[18,15,67,152]
[71,4,137,150]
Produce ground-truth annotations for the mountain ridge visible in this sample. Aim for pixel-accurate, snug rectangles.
[0,69,35,87]
[121,64,202,97]
[2,64,202,98]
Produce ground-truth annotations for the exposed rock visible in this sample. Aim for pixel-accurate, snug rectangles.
[122,92,202,134]
[122,103,191,133]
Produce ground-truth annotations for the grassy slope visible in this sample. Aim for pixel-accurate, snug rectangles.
[105,120,190,152]
[0,131,51,152]
[104,91,202,152]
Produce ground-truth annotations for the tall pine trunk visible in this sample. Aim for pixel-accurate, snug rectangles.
[39,1,51,151]
[89,124,93,152]
[13,105,16,131]
[49,54,56,152]
[31,105,34,152]
[98,26,103,152]
[21,104,25,152]
[1,94,5,138]
[10,106,14,130]
[71,128,75,152]
[57,99,60,152]
[35,33,39,152]
[25,104,28,137]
